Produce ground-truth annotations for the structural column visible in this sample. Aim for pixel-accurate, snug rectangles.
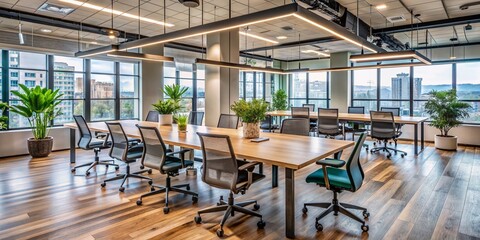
[205,29,240,127]
[330,52,351,112]
[141,44,165,120]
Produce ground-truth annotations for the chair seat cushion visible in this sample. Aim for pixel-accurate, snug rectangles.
[236,170,264,186]
[260,123,279,130]
[125,144,144,161]
[162,157,194,172]
[306,167,352,190]
[87,138,111,149]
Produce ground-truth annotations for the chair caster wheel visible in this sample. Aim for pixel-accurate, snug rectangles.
[100,183,106,188]
[136,199,142,206]
[163,207,169,214]
[115,166,120,171]
[148,180,153,185]
[216,229,224,237]
[119,187,125,192]
[401,154,405,158]
[140,165,145,169]
[257,220,266,229]
[192,196,198,203]
[315,222,323,231]
[253,203,260,211]
[373,142,376,146]
[362,224,369,232]
[365,147,369,151]
[387,154,391,159]
[363,210,370,218]
[186,185,190,190]
[71,168,76,173]
[150,187,155,191]
[147,169,152,174]
[302,207,308,214]
[194,216,202,224]
[370,150,374,154]
[85,171,90,176]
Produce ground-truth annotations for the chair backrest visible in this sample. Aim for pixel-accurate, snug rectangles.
[217,114,239,129]
[105,122,129,161]
[197,132,238,191]
[189,111,204,126]
[370,111,396,139]
[136,125,169,174]
[302,104,315,112]
[348,106,365,114]
[317,108,340,135]
[145,110,158,122]
[291,107,310,119]
[280,118,310,136]
[380,107,400,116]
[73,115,92,149]
[346,133,367,192]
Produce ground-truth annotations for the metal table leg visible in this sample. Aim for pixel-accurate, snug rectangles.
[285,167,295,239]
[414,123,418,155]
[272,165,278,188]
[70,128,76,163]
[421,121,425,152]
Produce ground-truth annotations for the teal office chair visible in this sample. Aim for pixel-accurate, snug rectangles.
[302,133,370,232]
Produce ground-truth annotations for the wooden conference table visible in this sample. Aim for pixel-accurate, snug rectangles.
[64,120,354,238]
[267,111,429,155]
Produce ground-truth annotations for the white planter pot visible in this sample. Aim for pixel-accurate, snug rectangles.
[158,114,173,125]
[434,135,457,151]
[243,122,260,139]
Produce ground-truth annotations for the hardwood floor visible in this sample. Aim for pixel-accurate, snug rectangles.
[0,140,479,240]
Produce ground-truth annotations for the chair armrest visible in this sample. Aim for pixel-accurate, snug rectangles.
[316,158,346,168]
[166,149,192,168]
[95,132,110,147]
[238,161,262,189]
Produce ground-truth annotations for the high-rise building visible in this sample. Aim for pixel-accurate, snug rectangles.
[54,62,75,124]
[390,73,422,114]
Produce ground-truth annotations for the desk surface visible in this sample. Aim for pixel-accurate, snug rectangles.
[267,111,429,124]
[65,120,354,170]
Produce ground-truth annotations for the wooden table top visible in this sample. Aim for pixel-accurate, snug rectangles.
[64,120,354,170]
[267,111,429,124]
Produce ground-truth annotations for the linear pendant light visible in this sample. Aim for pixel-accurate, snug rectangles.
[350,50,432,64]
[308,62,426,73]
[107,51,174,62]
[196,58,289,74]
[75,44,118,58]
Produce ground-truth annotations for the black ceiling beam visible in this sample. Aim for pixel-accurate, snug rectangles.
[373,13,480,35]
[0,7,145,41]
[242,36,339,53]
[413,41,480,50]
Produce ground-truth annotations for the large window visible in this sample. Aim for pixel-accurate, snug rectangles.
[163,62,203,113]
[379,67,411,116]
[289,72,330,109]
[457,62,480,123]
[239,72,267,101]
[351,69,377,113]
[0,49,140,129]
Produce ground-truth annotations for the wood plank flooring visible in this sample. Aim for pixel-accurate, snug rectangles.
[0,140,479,240]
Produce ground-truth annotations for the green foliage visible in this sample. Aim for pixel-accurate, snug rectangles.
[230,99,268,123]
[272,89,288,110]
[152,99,180,114]
[424,89,471,136]
[9,84,63,139]
[0,101,8,130]
[176,114,188,128]
[164,84,189,102]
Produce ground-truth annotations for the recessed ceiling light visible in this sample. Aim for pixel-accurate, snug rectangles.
[91,41,98,45]
[239,31,279,44]
[450,56,457,60]
[38,3,74,15]
[301,50,330,57]
[59,0,174,27]
[376,4,387,10]
[40,29,52,33]
[276,36,288,40]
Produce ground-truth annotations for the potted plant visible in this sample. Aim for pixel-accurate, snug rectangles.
[272,89,288,110]
[176,114,188,132]
[230,99,269,139]
[0,101,8,130]
[424,89,470,150]
[9,84,63,157]
[152,99,180,125]
[164,84,189,113]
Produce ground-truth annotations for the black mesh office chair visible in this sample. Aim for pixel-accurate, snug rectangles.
[217,114,240,129]
[369,111,407,158]
[380,107,403,146]
[70,115,119,176]
[135,125,198,213]
[303,133,370,232]
[260,115,279,132]
[317,108,343,138]
[145,110,158,122]
[302,103,315,112]
[291,107,310,119]
[188,111,204,126]
[100,122,152,192]
[194,133,265,237]
[280,118,310,136]
[303,104,317,131]
[345,107,369,150]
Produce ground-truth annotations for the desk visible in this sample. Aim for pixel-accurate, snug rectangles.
[267,111,428,155]
[65,120,354,238]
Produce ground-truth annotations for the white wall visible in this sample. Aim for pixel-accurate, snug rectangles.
[0,127,74,158]
[397,124,480,146]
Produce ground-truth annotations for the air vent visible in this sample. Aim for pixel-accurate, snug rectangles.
[281,26,294,31]
[387,15,406,23]
[38,3,74,15]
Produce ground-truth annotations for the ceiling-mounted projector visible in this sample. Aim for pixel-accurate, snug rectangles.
[178,0,199,8]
